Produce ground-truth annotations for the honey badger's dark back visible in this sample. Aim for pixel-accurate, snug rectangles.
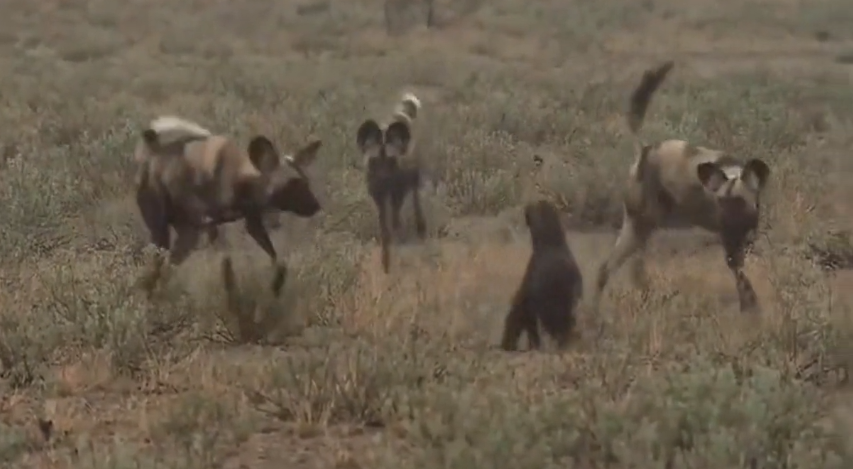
[501,200,582,351]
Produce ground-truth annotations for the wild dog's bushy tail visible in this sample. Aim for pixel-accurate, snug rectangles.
[393,92,422,125]
[136,115,212,163]
[627,61,674,154]
[149,115,213,140]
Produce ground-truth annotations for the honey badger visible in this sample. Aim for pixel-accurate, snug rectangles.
[501,200,583,351]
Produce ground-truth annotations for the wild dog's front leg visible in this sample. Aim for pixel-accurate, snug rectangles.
[205,225,227,249]
[170,225,203,266]
[264,212,283,230]
[220,255,243,315]
[377,197,393,273]
[724,239,759,313]
[245,213,279,265]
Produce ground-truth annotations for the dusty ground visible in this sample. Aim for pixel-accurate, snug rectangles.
[2,0,853,467]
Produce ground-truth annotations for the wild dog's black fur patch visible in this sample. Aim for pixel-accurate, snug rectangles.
[501,200,583,351]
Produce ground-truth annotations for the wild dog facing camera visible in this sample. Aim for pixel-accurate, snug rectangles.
[356,93,426,274]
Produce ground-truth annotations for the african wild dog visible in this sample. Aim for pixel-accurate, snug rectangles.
[501,199,583,351]
[355,92,426,273]
[591,61,771,313]
[134,115,323,293]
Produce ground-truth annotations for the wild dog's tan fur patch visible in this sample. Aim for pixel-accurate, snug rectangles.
[593,61,771,313]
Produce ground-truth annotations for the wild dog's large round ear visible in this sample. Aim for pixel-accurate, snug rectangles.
[288,140,322,168]
[247,135,280,171]
[356,119,383,153]
[385,121,412,156]
[742,159,770,192]
[697,162,728,193]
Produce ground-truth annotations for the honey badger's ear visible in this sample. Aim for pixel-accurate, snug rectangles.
[385,121,412,157]
[356,119,383,153]
[247,135,280,172]
[741,159,770,192]
[697,162,728,192]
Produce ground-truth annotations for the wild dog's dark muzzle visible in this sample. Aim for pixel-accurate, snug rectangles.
[719,196,749,218]
[721,220,758,269]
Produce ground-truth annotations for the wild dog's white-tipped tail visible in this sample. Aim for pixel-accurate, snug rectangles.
[394,92,422,123]
[401,92,421,111]
[148,115,213,139]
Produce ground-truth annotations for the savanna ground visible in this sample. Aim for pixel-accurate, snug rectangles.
[3,0,853,467]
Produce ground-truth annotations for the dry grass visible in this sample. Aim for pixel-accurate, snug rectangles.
[2,0,853,467]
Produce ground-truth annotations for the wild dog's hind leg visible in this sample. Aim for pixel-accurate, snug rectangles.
[411,186,427,240]
[137,186,170,250]
[593,213,652,311]
[136,187,171,295]
[390,190,406,242]
[373,194,393,273]
[628,225,653,294]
